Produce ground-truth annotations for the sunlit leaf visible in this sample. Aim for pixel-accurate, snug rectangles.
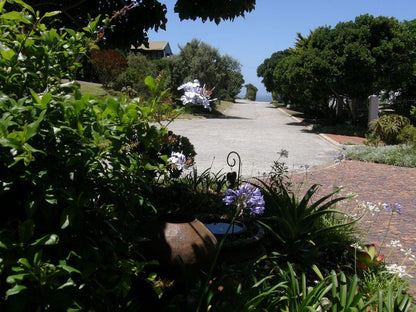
[5,284,27,298]
[30,234,59,246]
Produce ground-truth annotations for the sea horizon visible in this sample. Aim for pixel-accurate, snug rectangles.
[256,94,272,102]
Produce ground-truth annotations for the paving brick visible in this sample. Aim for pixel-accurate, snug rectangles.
[291,160,416,295]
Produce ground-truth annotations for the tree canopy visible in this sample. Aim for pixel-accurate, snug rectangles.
[169,39,244,101]
[257,49,290,98]
[244,83,258,101]
[24,0,256,49]
[258,14,416,124]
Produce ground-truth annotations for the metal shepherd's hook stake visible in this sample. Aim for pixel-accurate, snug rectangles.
[226,151,242,187]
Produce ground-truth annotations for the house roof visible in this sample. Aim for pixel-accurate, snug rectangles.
[137,41,169,51]
[131,41,173,58]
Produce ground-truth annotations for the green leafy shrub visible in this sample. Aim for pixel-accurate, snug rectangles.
[0,91,169,310]
[369,114,411,145]
[0,2,91,98]
[398,124,416,146]
[0,2,170,310]
[113,52,158,97]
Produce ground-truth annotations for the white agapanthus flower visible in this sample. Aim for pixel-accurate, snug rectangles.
[350,242,363,250]
[385,264,413,278]
[168,152,189,170]
[358,201,382,216]
[387,240,403,248]
[400,247,414,260]
[177,79,215,111]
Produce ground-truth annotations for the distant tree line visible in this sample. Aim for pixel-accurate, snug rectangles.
[257,15,416,125]
[89,39,245,102]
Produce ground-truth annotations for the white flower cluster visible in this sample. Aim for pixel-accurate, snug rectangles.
[400,247,416,262]
[358,201,382,216]
[387,239,403,248]
[168,152,189,171]
[350,242,363,250]
[177,80,215,111]
[385,264,413,278]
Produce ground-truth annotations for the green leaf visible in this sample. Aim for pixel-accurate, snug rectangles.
[58,263,81,274]
[1,48,16,61]
[13,0,35,15]
[41,11,61,19]
[311,264,324,281]
[57,278,76,289]
[5,284,27,298]
[30,234,59,246]
[6,273,30,284]
[144,76,156,90]
[33,250,42,266]
[25,110,45,141]
[0,240,7,249]
[45,192,57,205]
[0,11,30,23]
[29,89,41,104]
[61,214,70,229]
[18,258,31,269]
[40,92,52,108]
[1,11,22,20]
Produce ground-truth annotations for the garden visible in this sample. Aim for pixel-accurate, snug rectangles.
[1,1,416,311]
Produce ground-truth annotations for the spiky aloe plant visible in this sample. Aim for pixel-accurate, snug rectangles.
[256,182,358,264]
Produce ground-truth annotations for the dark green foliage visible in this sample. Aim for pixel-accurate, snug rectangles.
[260,15,416,125]
[0,7,89,98]
[161,131,196,160]
[0,91,169,310]
[174,0,255,24]
[257,182,355,265]
[369,114,411,145]
[398,124,416,146]
[0,3,170,309]
[244,83,258,101]
[257,50,290,99]
[113,53,158,97]
[25,0,255,49]
[169,39,244,101]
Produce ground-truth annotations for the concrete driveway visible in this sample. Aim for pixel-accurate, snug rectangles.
[167,99,341,177]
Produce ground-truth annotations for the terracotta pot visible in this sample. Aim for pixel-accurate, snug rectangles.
[152,214,217,273]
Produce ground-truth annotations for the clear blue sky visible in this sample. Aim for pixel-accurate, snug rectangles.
[147,0,416,100]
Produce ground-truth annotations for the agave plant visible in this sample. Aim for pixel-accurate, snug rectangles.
[256,182,357,264]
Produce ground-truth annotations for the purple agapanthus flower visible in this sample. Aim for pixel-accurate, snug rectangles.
[333,153,347,163]
[223,183,265,217]
[383,203,403,214]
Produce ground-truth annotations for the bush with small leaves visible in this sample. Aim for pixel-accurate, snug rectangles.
[398,124,416,146]
[0,2,171,310]
[369,114,411,145]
